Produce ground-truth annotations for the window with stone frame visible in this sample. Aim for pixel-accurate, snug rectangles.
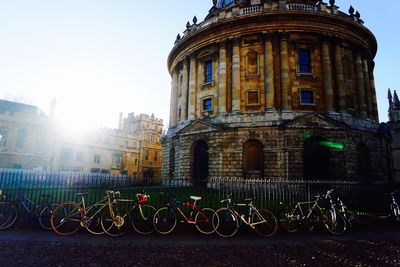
[298,48,312,73]
[145,149,150,161]
[246,90,260,106]
[112,154,122,167]
[61,148,73,162]
[0,127,8,148]
[179,74,183,97]
[154,151,158,161]
[243,140,264,179]
[16,129,26,149]
[204,60,213,83]
[94,154,101,164]
[343,56,353,80]
[246,50,259,75]
[202,97,213,112]
[299,89,316,105]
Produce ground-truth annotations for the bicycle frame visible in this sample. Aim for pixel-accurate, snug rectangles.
[167,197,209,224]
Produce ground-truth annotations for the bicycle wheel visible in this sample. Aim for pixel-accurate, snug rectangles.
[51,202,82,236]
[322,208,347,235]
[85,204,105,235]
[278,205,300,233]
[195,207,216,235]
[101,205,130,237]
[38,204,59,230]
[0,202,18,230]
[251,208,278,237]
[213,208,238,238]
[153,207,177,235]
[132,204,156,235]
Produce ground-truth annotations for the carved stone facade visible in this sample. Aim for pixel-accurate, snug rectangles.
[162,0,389,182]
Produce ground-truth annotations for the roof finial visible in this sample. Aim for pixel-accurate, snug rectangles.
[394,90,400,109]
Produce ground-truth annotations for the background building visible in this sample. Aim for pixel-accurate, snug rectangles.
[162,0,389,183]
[0,100,51,170]
[0,99,163,178]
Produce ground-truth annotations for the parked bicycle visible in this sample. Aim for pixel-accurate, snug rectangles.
[279,189,347,235]
[389,190,400,222]
[336,196,358,228]
[51,190,130,236]
[130,192,156,235]
[0,188,58,231]
[212,194,278,238]
[152,193,216,235]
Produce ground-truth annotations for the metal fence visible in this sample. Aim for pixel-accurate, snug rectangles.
[0,169,395,217]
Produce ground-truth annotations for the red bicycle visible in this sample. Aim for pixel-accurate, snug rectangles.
[152,194,217,235]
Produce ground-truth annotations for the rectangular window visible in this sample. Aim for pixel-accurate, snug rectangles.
[178,107,182,120]
[298,49,312,73]
[145,149,149,161]
[204,61,213,83]
[247,90,260,106]
[154,151,158,161]
[76,152,84,162]
[300,90,315,105]
[16,130,26,149]
[0,128,8,148]
[94,154,101,164]
[112,154,122,167]
[203,98,212,111]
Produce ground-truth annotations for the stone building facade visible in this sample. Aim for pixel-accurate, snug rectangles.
[0,99,164,178]
[162,0,389,182]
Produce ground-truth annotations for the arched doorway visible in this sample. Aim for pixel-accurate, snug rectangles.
[303,136,330,180]
[243,140,264,179]
[192,140,209,186]
[357,143,371,181]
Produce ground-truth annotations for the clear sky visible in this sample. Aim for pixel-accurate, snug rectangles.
[0,1,398,130]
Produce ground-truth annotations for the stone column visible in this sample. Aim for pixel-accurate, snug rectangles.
[169,69,178,127]
[362,58,373,117]
[335,43,346,112]
[369,61,379,120]
[355,53,367,117]
[181,59,189,120]
[218,42,227,114]
[280,34,290,110]
[188,56,197,120]
[321,41,334,112]
[265,35,275,110]
[232,39,241,112]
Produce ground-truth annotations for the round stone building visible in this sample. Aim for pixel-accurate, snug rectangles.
[162,0,389,183]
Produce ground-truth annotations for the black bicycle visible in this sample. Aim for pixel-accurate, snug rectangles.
[279,189,347,235]
[0,188,59,230]
[389,190,400,222]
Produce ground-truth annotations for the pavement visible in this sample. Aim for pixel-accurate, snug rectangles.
[1,224,400,266]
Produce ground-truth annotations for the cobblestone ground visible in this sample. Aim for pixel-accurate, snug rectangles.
[0,240,400,266]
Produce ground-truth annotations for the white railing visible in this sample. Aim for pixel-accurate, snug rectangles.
[197,17,218,30]
[241,5,264,15]
[287,3,316,12]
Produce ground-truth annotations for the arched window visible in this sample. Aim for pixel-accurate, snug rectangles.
[247,51,258,75]
[303,136,330,180]
[0,127,8,148]
[357,143,371,181]
[192,140,209,186]
[243,140,264,179]
[16,129,26,149]
[169,147,175,179]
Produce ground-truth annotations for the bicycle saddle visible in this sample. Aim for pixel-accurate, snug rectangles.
[190,196,202,201]
[75,192,88,197]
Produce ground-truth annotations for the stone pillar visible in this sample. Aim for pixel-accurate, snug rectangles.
[362,58,373,117]
[181,59,189,120]
[280,34,290,110]
[188,56,197,120]
[265,35,275,110]
[218,42,227,114]
[335,43,346,112]
[369,62,379,120]
[321,41,334,112]
[355,53,367,117]
[232,39,241,112]
[169,69,178,127]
